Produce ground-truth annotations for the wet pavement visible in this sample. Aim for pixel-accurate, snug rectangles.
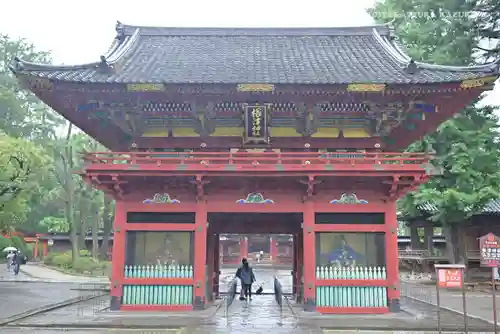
[199,295,318,333]
[219,268,293,294]
[0,266,35,282]
[0,281,83,322]
[2,267,497,333]
[0,330,497,334]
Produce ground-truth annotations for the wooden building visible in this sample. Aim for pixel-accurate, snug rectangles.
[219,234,247,265]
[399,200,500,272]
[11,22,498,314]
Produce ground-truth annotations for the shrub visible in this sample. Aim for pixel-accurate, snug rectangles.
[43,250,111,276]
[0,236,13,263]
[26,244,34,260]
[51,252,72,269]
[79,249,91,257]
[10,236,29,257]
[0,235,13,251]
[72,257,101,274]
[43,252,57,265]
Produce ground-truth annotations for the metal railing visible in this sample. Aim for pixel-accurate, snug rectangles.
[225,278,238,317]
[274,276,283,317]
[83,151,430,167]
[398,249,483,260]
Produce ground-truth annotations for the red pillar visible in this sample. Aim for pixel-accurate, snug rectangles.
[297,231,304,303]
[239,236,248,262]
[110,200,126,310]
[385,200,400,312]
[206,232,215,302]
[292,234,297,296]
[34,238,39,259]
[303,201,316,310]
[270,237,278,263]
[214,234,220,297]
[42,241,48,257]
[194,201,208,309]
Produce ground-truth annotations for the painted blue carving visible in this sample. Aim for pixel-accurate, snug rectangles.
[77,101,101,112]
[330,193,368,204]
[237,192,274,204]
[143,193,180,204]
[413,103,437,113]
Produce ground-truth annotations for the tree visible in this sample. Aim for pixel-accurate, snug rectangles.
[0,132,51,231]
[0,33,112,264]
[471,0,500,61]
[0,34,58,139]
[100,197,114,260]
[369,0,500,263]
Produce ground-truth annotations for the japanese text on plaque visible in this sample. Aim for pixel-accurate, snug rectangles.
[252,107,262,137]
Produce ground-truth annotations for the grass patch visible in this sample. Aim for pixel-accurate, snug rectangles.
[44,250,111,278]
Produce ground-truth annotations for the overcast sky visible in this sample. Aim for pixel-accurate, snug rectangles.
[1,0,498,106]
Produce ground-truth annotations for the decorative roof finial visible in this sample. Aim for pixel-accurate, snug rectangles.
[115,21,126,41]
[388,21,397,40]
[406,59,418,74]
[116,21,123,32]
[100,55,108,68]
[9,56,23,73]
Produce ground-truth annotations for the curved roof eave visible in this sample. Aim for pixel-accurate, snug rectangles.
[9,28,140,74]
[372,28,500,74]
[115,21,394,37]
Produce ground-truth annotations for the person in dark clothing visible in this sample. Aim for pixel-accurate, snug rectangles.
[235,258,256,300]
[11,251,21,275]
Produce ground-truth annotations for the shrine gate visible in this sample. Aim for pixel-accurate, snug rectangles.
[11,22,499,314]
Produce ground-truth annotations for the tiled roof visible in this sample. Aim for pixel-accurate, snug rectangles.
[417,199,500,214]
[10,22,500,84]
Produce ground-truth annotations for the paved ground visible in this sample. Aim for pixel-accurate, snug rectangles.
[402,280,499,327]
[0,331,496,334]
[0,263,109,283]
[0,281,82,322]
[1,267,498,333]
[0,265,38,282]
[219,268,292,294]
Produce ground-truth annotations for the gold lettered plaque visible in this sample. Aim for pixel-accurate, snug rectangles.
[347,83,386,92]
[244,104,269,143]
[237,84,275,92]
[126,83,165,92]
[460,76,498,89]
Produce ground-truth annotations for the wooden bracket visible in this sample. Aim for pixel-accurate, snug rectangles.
[190,175,210,201]
[112,175,125,198]
[90,175,101,184]
[299,175,321,202]
[389,175,400,200]
[395,175,427,198]
[86,175,125,198]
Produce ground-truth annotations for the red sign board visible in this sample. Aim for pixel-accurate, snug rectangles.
[437,268,463,288]
[479,233,500,267]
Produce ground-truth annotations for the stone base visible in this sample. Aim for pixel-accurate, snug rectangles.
[304,297,316,311]
[388,298,400,312]
[194,296,205,310]
[110,296,120,311]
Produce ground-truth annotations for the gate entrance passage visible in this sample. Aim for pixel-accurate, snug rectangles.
[13,22,496,315]
[208,213,299,300]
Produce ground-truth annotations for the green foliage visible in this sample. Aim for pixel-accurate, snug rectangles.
[0,235,13,251]
[39,216,69,233]
[44,250,111,276]
[79,249,91,257]
[9,235,28,256]
[48,251,72,269]
[0,33,113,257]
[369,1,478,65]
[0,132,52,230]
[369,0,500,223]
